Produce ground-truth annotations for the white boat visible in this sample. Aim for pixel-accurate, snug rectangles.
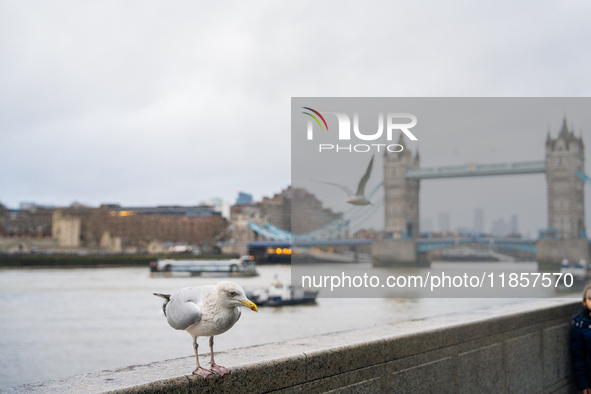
[247,277,318,306]
[560,258,572,275]
[149,255,258,277]
[558,259,590,290]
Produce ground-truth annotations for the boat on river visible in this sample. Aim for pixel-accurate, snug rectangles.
[247,277,318,306]
[558,258,590,290]
[149,255,258,277]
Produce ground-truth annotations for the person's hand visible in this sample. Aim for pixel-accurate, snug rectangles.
[582,388,591,394]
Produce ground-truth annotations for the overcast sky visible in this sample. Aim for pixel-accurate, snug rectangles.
[1,1,591,237]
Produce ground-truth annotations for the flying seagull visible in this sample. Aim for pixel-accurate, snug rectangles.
[313,155,375,206]
[154,281,258,378]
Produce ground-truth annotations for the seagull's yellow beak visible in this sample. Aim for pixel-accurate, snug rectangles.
[240,299,258,312]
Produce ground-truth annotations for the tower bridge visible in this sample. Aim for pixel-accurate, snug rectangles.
[375,117,589,269]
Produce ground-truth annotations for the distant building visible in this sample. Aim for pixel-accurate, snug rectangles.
[0,203,53,237]
[490,217,511,237]
[262,186,341,235]
[229,186,342,255]
[510,214,518,234]
[236,192,253,205]
[102,204,220,217]
[473,209,484,233]
[52,210,81,247]
[420,216,433,233]
[88,204,227,250]
[438,212,450,232]
[0,202,228,253]
[489,215,520,238]
[202,197,231,220]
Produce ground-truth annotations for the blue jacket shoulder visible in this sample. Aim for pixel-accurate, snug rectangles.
[573,310,591,326]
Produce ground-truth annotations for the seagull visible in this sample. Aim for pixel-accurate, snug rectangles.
[312,155,374,206]
[154,281,258,378]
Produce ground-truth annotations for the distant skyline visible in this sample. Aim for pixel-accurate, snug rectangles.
[473,209,484,234]
[421,211,523,237]
[1,2,591,237]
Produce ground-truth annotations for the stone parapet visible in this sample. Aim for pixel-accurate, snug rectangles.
[4,298,580,393]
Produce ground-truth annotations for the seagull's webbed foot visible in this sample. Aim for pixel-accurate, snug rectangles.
[208,336,230,376]
[192,367,213,378]
[210,363,230,376]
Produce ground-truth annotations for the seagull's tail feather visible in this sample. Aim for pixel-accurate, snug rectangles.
[153,293,171,317]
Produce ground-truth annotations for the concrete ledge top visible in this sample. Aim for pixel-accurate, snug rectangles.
[3,297,581,394]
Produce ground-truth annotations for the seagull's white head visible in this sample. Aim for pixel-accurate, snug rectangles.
[215,281,258,312]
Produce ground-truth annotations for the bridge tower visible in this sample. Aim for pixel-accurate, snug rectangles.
[545,118,585,239]
[383,135,420,238]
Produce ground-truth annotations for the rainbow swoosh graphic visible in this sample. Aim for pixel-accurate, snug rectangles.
[302,107,329,131]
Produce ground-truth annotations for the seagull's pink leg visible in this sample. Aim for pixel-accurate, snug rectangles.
[192,337,212,378]
[209,336,230,376]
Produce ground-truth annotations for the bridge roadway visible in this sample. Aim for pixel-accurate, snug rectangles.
[249,237,534,252]
[248,239,372,248]
[415,237,537,253]
[405,160,546,179]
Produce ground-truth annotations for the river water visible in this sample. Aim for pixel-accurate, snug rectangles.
[0,263,571,389]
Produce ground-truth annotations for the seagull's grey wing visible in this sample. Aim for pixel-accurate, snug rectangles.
[311,178,352,196]
[355,155,374,197]
[165,285,214,330]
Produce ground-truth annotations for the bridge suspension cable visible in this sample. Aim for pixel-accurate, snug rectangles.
[247,182,384,241]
